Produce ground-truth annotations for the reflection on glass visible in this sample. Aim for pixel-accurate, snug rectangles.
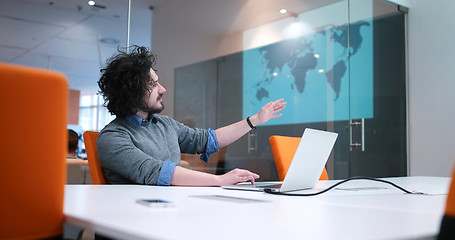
[174,0,406,180]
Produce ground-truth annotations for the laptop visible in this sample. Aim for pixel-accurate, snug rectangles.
[222,128,338,192]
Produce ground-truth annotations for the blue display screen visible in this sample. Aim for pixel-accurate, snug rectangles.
[242,20,373,126]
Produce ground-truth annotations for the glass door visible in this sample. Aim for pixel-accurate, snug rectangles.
[217,0,353,180]
[174,0,407,180]
[338,0,407,178]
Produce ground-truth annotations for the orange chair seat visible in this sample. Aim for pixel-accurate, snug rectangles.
[269,135,328,181]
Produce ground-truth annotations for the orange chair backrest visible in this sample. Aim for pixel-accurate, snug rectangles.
[445,166,455,217]
[269,135,329,181]
[0,63,67,239]
[439,164,455,239]
[83,131,108,184]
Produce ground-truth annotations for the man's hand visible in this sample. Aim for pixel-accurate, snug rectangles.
[214,98,286,148]
[250,98,286,126]
[216,168,260,186]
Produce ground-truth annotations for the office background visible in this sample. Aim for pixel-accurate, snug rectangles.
[154,0,455,178]
[152,0,455,178]
[1,0,454,177]
[380,0,455,177]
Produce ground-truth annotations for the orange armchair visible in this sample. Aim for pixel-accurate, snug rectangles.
[269,135,329,181]
[0,63,67,239]
[83,131,108,184]
[439,164,455,239]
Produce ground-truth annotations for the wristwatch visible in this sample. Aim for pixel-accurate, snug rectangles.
[246,116,256,129]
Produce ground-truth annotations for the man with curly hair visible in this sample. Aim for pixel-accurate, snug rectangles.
[97,45,286,186]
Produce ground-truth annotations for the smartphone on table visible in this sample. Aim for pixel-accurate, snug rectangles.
[136,199,175,207]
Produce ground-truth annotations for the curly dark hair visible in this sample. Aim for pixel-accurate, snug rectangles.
[98,45,156,117]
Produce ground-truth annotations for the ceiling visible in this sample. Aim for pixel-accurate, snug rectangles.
[0,0,337,93]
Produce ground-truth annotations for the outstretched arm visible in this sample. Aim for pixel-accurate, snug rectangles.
[171,99,285,186]
[215,98,286,148]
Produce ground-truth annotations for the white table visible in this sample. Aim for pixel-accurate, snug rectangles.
[64,176,450,240]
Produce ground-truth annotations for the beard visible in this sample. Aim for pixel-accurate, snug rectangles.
[141,92,165,114]
[145,101,164,114]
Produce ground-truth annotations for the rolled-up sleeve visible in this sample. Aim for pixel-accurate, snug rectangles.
[157,161,178,186]
[200,128,219,163]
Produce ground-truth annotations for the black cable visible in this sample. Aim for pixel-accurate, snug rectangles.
[263,176,423,196]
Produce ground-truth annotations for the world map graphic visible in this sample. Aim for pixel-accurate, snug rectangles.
[243,20,373,125]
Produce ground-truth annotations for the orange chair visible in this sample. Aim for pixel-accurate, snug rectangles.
[83,131,108,184]
[0,63,67,239]
[269,135,329,181]
[439,164,455,239]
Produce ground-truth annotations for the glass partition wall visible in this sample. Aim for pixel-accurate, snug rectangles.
[174,0,407,180]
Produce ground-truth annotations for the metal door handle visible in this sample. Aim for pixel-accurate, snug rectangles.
[248,131,257,153]
[361,118,365,151]
[349,118,365,151]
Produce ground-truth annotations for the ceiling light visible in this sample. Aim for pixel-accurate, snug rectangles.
[88,1,95,6]
[280,9,287,14]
